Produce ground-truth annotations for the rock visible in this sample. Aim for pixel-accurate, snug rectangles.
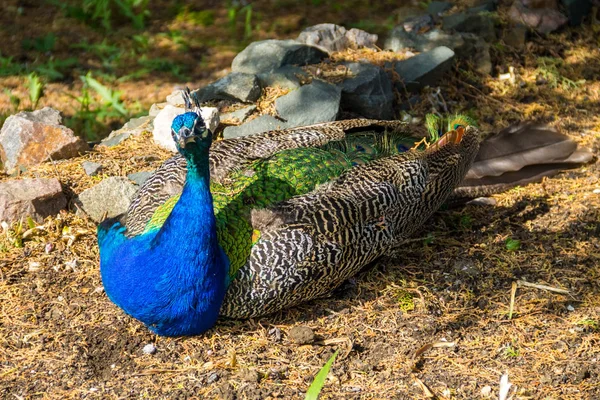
[339,63,394,120]
[402,14,434,33]
[153,105,219,152]
[297,23,350,53]
[194,72,262,103]
[0,107,89,173]
[82,161,103,176]
[346,28,379,50]
[258,65,308,90]
[503,23,528,49]
[127,171,154,186]
[77,177,138,222]
[388,46,455,92]
[207,372,219,384]
[166,90,186,106]
[231,39,328,74]
[461,34,492,74]
[220,105,257,124]
[275,80,341,127]
[149,102,167,117]
[0,178,66,224]
[288,326,315,345]
[222,115,290,139]
[385,27,465,53]
[443,12,497,42]
[561,0,592,26]
[297,23,378,53]
[508,0,568,34]
[428,1,453,17]
[142,343,157,355]
[99,115,153,147]
[469,0,497,13]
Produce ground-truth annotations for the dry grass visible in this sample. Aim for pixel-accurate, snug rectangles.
[2,11,600,400]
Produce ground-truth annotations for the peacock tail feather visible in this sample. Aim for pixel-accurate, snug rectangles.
[426,113,478,143]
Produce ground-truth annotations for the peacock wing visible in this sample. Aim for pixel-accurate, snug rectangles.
[124,119,414,237]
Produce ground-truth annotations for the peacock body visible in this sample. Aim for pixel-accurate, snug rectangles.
[98,101,480,336]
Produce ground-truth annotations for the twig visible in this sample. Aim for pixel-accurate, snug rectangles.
[508,281,517,320]
[517,280,571,295]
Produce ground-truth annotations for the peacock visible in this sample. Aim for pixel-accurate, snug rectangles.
[98,92,592,337]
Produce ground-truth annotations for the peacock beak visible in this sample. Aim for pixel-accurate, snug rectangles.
[177,127,196,149]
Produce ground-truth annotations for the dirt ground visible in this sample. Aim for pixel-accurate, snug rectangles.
[1,1,600,399]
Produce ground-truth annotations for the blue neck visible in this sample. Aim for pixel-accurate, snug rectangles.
[99,145,229,336]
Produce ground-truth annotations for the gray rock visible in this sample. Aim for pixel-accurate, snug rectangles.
[127,171,154,186]
[231,39,328,75]
[194,72,261,103]
[82,161,103,176]
[0,178,66,224]
[0,107,89,173]
[288,326,315,345]
[503,23,528,49]
[149,102,167,117]
[98,132,131,148]
[99,115,153,147]
[223,115,290,139]
[427,1,452,17]
[207,372,219,384]
[220,105,257,124]
[469,0,497,13]
[275,80,341,127]
[297,23,350,53]
[142,343,157,355]
[385,27,465,53]
[77,177,138,222]
[122,115,152,131]
[388,46,455,92]
[166,91,186,106]
[339,63,394,120]
[461,34,492,74]
[561,0,592,26]
[296,23,377,53]
[346,28,379,50]
[443,12,497,42]
[508,1,568,34]
[258,65,308,90]
[402,14,434,33]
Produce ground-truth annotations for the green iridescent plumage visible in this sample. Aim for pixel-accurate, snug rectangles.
[426,114,478,143]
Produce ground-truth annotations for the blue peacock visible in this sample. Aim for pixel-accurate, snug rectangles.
[98,91,591,336]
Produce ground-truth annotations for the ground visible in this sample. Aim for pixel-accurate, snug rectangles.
[1,1,600,399]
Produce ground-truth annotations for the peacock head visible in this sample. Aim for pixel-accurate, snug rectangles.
[171,111,212,154]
